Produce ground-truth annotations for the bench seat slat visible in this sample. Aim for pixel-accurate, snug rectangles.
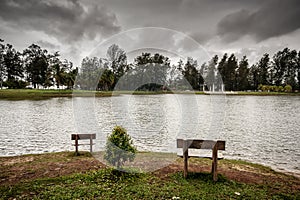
[71,134,96,140]
[72,143,96,146]
[177,152,224,160]
[177,139,225,150]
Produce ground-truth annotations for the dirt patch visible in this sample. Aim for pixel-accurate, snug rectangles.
[153,161,300,194]
[0,152,105,186]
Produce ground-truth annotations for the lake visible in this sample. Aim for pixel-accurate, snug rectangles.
[0,94,299,175]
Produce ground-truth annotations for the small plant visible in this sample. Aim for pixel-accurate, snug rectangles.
[284,84,292,93]
[104,126,137,168]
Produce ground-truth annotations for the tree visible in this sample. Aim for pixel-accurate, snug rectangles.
[0,42,25,89]
[296,51,300,90]
[173,59,185,90]
[272,48,298,90]
[65,67,78,89]
[285,50,297,90]
[98,69,115,91]
[248,64,259,90]
[182,57,199,90]
[257,53,270,85]
[77,57,105,90]
[203,55,218,91]
[23,44,49,89]
[0,39,6,89]
[236,56,249,91]
[104,126,137,168]
[218,54,238,91]
[53,58,74,89]
[106,44,128,87]
[227,54,238,91]
[217,53,228,90]
[3,44,24,88]
[130,52,170,91]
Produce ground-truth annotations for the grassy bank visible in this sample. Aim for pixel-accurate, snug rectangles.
[0,89,203,100]
[235,91,300,96]
[1,89,299,100]
[0,89,114,100]
[0,152,299,199]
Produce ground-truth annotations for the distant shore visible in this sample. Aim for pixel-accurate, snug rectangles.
[0,89,299,100]
[0,89,114,100]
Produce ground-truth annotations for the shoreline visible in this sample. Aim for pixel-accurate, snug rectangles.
[1,151,299,179]
[1,89,300,100]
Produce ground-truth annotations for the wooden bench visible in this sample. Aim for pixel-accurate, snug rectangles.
[177,139,226,181]
[71,134,96,154]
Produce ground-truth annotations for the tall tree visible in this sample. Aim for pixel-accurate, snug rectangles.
[182,57,199,90]
[52,58,72,89]
[65,67,78,90]
[98,69,115,91]
[285,49,297,89]
[199,63,205,91]
[135,52,152,65]
[132,52,170,91]
[248,65,259,90]
[0,39,5,89]
[227,54,238,91]
[106,44,128,87]
[170,59,186,90]
[3,44,24,88]
[218,54,238,91]
[296,51,300,90]
[23,44,49,89]
[257,53,270,85]
[272,48,290,86]
[77,57,104,90]
[204,55,218,91]
[217,53,228,91]
[236,56,249,91]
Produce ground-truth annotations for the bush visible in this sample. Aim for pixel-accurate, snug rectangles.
[104,126,137,168]
[284,84,292,93]
[5,80,28,89]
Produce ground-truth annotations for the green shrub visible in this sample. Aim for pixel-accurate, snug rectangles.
[104,126,137,168]
[284,84,292,93]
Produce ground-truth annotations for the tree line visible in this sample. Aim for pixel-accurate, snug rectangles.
[1,38,300,92]
[0,39,77,89]
[199,49,300,92]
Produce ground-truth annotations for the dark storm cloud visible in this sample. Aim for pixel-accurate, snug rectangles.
[217,0,300,42]
[0,0,121,42]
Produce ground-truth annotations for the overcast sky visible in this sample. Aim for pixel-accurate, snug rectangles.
[1,0,300,66]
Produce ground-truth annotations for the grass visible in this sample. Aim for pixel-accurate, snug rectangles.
[0,89,114,100]
[236,91,300,96]
[0,151,299,199]
[1,168,295,200]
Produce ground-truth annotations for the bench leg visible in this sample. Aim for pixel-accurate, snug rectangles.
[212,144,218,181]
[183,141,188,178]
[75,135,79,155]
[90,137,93,152]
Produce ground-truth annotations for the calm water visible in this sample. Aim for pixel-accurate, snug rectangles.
[0,95,299,174]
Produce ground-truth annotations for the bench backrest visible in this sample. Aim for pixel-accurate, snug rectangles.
[71,134,96,140]
[177,139,225,150]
